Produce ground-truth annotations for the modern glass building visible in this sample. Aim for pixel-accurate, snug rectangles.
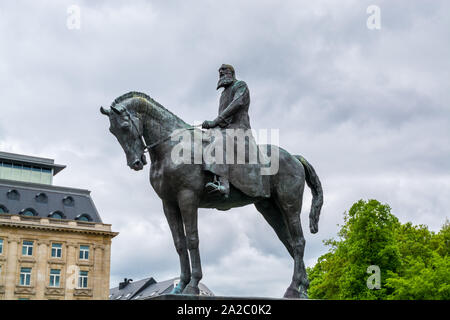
[0,151,65,185]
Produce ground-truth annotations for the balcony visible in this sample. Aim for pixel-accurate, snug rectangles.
[73,288,93,297]
[14,285,35,295]
[45,286,65,296]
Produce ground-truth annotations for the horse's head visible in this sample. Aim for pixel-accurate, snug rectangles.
[100,103,147,171]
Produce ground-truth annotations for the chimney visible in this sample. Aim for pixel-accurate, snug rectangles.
[119,278,133,290]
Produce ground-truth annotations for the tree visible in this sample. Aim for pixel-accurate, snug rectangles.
[384,220,450,300]
[307,200,449,300]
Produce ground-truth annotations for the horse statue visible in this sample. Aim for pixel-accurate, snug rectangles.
[100,91,323,298]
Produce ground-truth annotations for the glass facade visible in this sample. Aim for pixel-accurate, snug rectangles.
[0,161,53,185]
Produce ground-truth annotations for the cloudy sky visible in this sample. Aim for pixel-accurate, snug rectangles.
[1,0,449,297]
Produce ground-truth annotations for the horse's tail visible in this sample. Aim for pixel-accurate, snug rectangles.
[294,155,323,234]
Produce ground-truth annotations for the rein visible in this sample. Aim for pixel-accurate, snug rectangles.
[124,108,203,153]
[143,125,202,152]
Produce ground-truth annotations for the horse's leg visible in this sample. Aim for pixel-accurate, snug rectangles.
[284,213,308,299]
[275,185,309,299]
[162,200,191,294]
[177,189,202,295]
[254,199,294,258]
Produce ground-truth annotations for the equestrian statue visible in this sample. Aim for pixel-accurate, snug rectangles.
[100,64,323,299]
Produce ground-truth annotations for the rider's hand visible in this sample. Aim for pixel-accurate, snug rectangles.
[202,120,217,129]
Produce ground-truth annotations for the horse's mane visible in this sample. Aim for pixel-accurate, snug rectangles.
[112,91,185,124]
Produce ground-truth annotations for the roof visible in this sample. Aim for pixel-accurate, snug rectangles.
[0,178,102,223]
[110,277,214,300]
[109,278,157,300]
[0,151,66,175]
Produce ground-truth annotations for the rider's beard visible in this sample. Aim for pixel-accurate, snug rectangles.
[217,74,234,90]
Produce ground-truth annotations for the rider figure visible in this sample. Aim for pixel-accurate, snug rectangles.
[202,64,260,198]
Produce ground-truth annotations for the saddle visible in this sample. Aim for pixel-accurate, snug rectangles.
[201,128,271,198]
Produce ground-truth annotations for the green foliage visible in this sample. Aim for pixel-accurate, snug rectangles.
[307,200,449,300]
[384,220,450,300]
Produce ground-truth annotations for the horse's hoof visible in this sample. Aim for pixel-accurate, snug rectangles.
[170,283,184,294]
[182,285,200,295]
[299,285,309,299]
[283,287,302,299]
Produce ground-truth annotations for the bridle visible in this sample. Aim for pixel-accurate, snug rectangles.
[123,108,202,153]
[143,126,201,152]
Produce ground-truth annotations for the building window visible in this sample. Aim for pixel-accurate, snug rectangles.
[79,245,89,260]
[6,189,20,200]
[20,267,32,286]
[62,196,74,206]
[49,211,64,219]
[78,271,88,288]
[22,241,34,256]
[75,214,92,222]
[35,192,48,203]
[0,204,8,213]
[49,269,61,287]
[20,208,37,217]
[51,243,62,258]
[0,239,3,254]
[40,167,52,184]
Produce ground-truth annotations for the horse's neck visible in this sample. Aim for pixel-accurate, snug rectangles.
[141,101,189,162]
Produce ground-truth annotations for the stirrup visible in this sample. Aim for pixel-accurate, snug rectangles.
[205,175,221,193]
[205,176,228,196]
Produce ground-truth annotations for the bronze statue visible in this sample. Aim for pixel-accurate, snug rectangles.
[100,65,323,299]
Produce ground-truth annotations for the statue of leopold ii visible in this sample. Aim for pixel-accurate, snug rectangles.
[202,64,270,199]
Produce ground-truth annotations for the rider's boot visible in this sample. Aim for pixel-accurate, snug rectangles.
[205,175,230,198]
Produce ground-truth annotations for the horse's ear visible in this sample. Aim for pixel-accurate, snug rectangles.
[100,106,110,116]
[111,105,122,114]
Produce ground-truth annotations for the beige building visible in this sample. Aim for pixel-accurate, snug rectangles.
[0,151,118,300]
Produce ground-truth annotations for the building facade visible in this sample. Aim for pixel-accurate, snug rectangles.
[0,151,118,300]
